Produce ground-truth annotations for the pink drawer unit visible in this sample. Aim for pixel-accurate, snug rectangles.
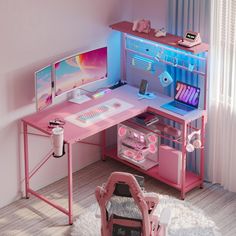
[159,145,182,185]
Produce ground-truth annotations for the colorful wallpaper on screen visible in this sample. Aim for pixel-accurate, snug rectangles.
[175,81,200,107]
[55,47,107,96]
[35,65,52,111]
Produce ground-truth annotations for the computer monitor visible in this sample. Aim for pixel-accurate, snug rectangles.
[35,65,53,111]
[54,47,107,97]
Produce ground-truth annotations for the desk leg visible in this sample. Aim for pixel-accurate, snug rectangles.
[181,123,187,200]
[101,130,106,161]
[68,143,73,225]
[200,115,205,189]
[23,122,30,199]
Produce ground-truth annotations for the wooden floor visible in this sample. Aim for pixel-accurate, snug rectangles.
[1,159,236,236]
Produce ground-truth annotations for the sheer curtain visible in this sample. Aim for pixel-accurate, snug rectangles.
[168,0,210,172]
[168,0,209,41]
[207,0,236,192]
[169,0,236,192]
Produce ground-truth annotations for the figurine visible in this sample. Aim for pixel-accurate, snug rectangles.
[155,27,167,37]
[132,19,151,34]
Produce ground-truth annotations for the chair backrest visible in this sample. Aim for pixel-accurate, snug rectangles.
[95,172,159,236]
[113,174,144,197]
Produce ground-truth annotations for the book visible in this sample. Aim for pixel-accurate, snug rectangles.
[135,112,159,126]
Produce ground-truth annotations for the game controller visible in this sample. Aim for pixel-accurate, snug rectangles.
[48,119,65,128]
[154,28,167,37]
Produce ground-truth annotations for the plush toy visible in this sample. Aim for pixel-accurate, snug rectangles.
[132,19,151,34]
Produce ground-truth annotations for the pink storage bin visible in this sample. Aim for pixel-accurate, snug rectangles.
[159,145,182,185]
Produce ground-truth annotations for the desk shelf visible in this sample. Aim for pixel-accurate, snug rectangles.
[110,21,209,54]
[107,110,206,199]
[105,146,201,193]
[125,35,207,76]
[108,21,208,199]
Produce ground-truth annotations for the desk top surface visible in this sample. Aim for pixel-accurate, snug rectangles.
[22,85,206,143]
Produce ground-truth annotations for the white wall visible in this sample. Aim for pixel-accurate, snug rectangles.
[0,0,168,208]
[0,0,134,209]
[131,0,169,30]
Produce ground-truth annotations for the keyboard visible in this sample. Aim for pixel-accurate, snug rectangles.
[161,100,196,116]
[178,40,201,48]
[169,101,194,111]
[76,105,110,123]
[65,98,134,127]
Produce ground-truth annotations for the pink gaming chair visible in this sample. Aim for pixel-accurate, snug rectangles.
[95,172,171,236]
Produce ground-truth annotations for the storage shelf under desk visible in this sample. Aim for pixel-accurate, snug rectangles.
[105,146,202,194]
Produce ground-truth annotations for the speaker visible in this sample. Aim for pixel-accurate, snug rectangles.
[186,130,202,152]
[158,71,173,87]
[139,79,148,95]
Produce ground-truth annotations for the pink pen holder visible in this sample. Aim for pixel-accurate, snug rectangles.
[51,127,65,158]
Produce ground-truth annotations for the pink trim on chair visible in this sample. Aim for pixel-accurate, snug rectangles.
[95,172,168,236]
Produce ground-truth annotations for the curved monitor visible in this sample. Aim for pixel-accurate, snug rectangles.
[35,65,53,111]
[54,47,107,97]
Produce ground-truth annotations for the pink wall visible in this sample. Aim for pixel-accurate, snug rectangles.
[0,0,168,208]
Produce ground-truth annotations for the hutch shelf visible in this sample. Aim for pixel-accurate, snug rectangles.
[104,21,208,199]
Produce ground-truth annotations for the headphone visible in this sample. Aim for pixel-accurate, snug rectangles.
[186,130,201,152]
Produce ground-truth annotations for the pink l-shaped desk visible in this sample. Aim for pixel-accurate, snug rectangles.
[22,85,206,224]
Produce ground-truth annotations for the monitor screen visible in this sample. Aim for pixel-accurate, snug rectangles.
[54,47,107,97]
[175,81,200,108]
[185,32,197,41]
[35,65,53,111]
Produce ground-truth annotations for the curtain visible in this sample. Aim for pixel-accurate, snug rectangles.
[207,0,236,192]
[168,0,210,42]
[168,0,210,173]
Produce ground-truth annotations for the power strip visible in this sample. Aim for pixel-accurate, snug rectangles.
[109,81,127,90]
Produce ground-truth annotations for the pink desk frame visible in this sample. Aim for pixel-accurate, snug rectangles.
[22,85,206,224]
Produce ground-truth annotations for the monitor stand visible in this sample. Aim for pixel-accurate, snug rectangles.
[68,89,92,104]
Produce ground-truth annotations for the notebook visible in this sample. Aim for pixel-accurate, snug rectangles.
[161,81,200,116]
